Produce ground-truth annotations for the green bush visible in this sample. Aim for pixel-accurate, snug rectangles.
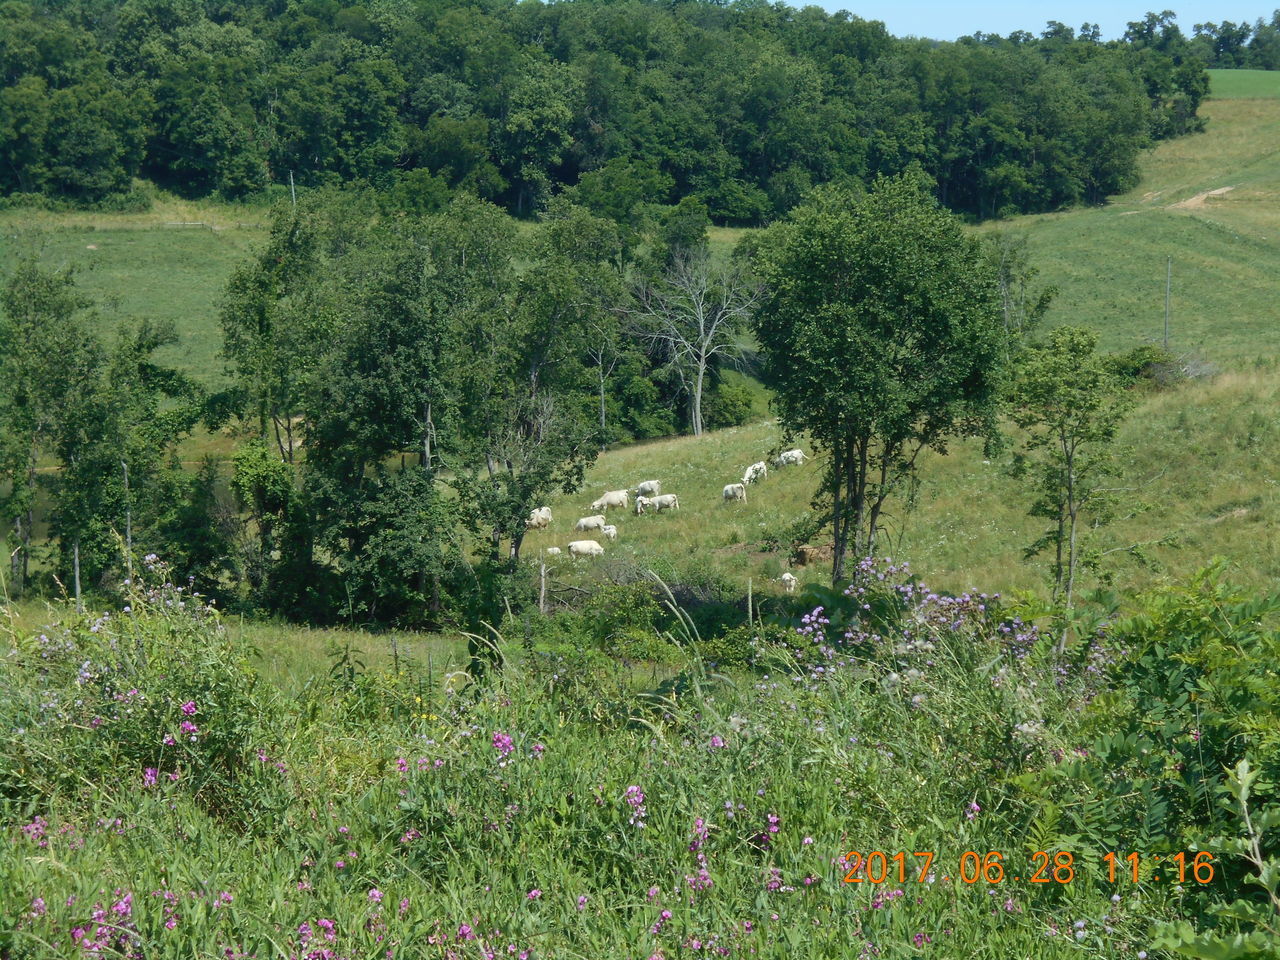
[702,377,754,429]
[0,560,272,819]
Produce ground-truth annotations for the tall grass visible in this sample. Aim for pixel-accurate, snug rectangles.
[1,559,1183,958]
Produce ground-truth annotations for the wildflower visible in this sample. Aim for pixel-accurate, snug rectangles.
[398,898,409,915]
[913,933,932,947]
[965,801,980,822]
[143,768,158,787]
[31,897,47,917]
[577,895,588,911]
[647,887,660,901]
[369,889,383,904]
[335,860,346,870]
[492,732,515,756]
[181,701,197,716]
[803,836,813,845]
[396,757,409,773]
[686,867,713,891]
[532,743,545,755]
[526,889,541,900]
[458,923,476,941]
[625,785,648,828]
[709,735,726,749]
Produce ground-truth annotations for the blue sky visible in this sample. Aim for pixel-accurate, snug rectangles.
[809,2,1273,42]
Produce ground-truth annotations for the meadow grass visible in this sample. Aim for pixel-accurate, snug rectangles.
[1206,67,1280,99]
[0,558,1185,958]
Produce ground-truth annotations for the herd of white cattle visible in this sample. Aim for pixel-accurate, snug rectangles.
[525,448,809,591]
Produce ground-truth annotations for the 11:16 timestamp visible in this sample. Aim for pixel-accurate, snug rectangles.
[1104,851,1216,883]
[841,850,1216,885]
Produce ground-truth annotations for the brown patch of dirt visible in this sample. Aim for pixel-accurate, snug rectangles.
[1170,185,1236,210]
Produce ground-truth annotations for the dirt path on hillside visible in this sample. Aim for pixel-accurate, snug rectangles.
[1170,185,1236,209]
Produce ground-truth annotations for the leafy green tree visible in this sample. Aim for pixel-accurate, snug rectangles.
[752,176,1006,584]
[218,194,337,459]
[1011,326,1132,607]
[0,258,97,595]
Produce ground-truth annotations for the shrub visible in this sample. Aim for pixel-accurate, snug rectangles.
[0,559,272,819]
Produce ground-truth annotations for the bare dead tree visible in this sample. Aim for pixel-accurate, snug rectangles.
[629,251,760,436]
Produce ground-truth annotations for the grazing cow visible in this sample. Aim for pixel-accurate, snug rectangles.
[635,496,653,515]
[635,479,662,497]
[773,448,806,468]
[650,494,679,512]
[544,547,561,556]
[780,572,798,593]
[722,483,747,503]
[743,461,767,485]
[575,514,607,532]
[568,539,605,557]
[601,524,618,541]
[525,506,553,529]
[591,489,629,512]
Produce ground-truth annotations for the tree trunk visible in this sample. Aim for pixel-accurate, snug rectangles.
[422,403,433,473]
[598,373,607,437]
[830,443,846,587]
[692,361,706,436]
[11,516,22,596]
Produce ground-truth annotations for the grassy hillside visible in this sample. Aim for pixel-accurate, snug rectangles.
[4,70,1280,604]
[1206,67,1280,98]
[0,197,266,388]
[983,94,1280,369]
[530,362,1280,601]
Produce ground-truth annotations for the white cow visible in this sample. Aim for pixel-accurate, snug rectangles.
[773,448,807,468]
[544,547,561,556]
[650,494,679,512]
[525,506,553,529]
[635,479,662,497]
[601,524,618,541]
[568,539,605,557]
[574,514,607,532]
[780,572,798,593]
[743,461,767,485]
[591,489,629,512]
[635,496,653,515]
[722,483,747,503]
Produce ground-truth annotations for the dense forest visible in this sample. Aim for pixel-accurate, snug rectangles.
[0,0,1230,222]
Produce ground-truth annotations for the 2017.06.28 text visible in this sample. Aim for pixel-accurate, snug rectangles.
[841,851,1217,885]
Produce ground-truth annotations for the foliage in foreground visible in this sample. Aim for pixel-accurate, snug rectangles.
[1,558,1277,957]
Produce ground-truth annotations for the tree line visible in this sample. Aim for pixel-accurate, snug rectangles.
[1,0,1216,222]
[0,191,760,629]
[3,181,1149,633]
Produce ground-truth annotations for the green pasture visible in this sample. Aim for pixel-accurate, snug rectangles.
[530,361,1280,602]
[1207,67,1280,99]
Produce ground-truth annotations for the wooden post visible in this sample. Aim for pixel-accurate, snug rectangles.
[289,170,297,208]
[1164,256,1171,351]
[122,459,132,578]
[74,539,83,613]
[539,561,547,614]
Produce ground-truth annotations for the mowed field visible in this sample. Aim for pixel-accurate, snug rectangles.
[3,70,1280,619]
